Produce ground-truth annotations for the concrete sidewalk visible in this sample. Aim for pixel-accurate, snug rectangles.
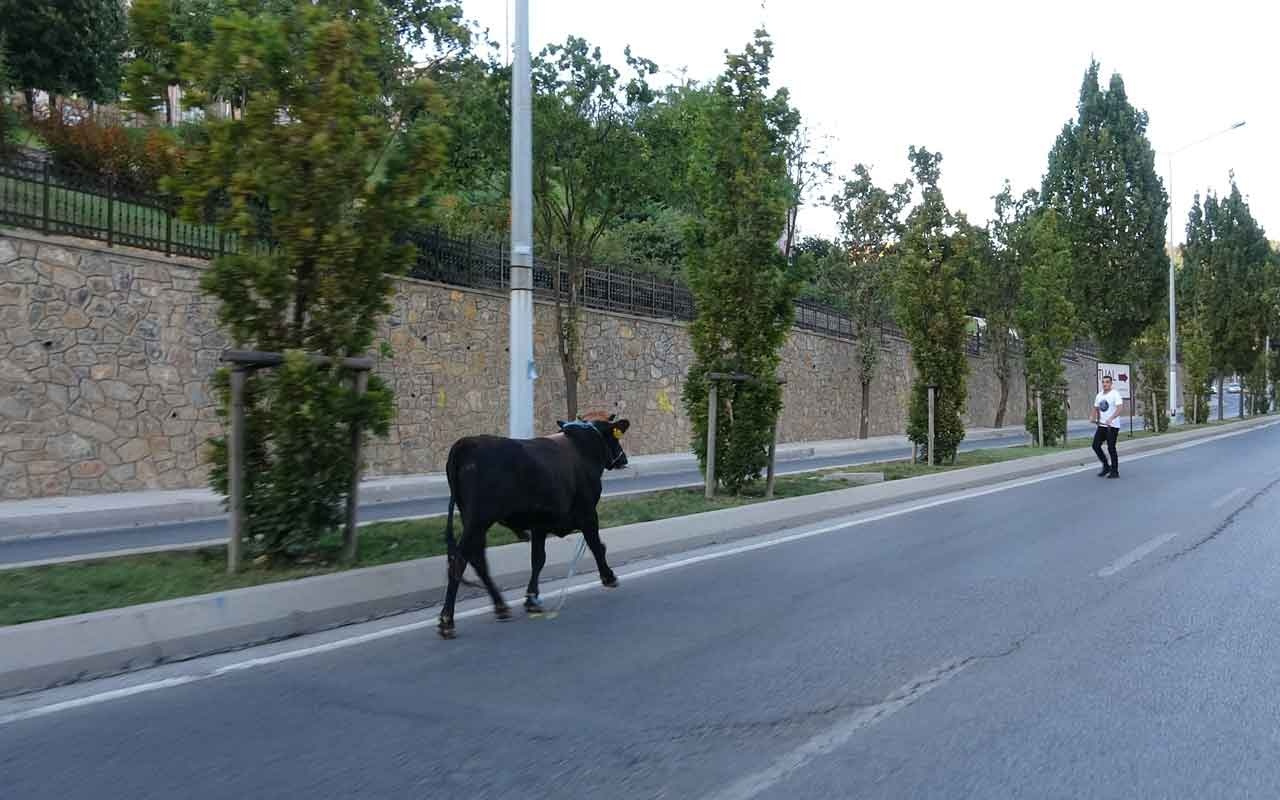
[0,421,1098,540]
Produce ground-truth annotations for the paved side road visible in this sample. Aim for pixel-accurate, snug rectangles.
[0,424,1096,567]
[1,421,1277,799]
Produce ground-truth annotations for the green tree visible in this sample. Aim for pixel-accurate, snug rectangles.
[531,36,657,418]
[895,147,974,463]
[824,163,911,438]
[171,0,448,562]
[595,202,694,278]
[978,182,1036,427]
[123,0,220,125]
[1184,176,1271,420]
[0,0,128,111]
[683,30,802,493]
[635,80,715,215]
[1017,209,1076,445]
[432,47,510,234]
[1041,61,1168,360]
[782,125,831,261]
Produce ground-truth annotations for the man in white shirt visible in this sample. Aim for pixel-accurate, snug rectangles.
[1092,375,1123,478]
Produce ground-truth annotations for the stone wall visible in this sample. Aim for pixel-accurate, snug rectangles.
[0,229,1099,499]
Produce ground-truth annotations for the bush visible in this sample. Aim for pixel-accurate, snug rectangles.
[207,353,394,564]
[1025,397,1067,446]
[31,114,182,194]
[1134,322,1170,432]
[1141,393,1170,432]
[909,383,966,462]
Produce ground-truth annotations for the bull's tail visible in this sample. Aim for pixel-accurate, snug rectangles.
[443,494,479,587]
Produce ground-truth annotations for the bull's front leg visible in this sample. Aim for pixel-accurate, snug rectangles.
[582,513,618,588]
[524,530,548,614]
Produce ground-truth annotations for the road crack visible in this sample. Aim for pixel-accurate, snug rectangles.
[1170,475,1280,560]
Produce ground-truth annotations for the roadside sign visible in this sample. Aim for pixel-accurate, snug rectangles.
[1097,362,1132,400]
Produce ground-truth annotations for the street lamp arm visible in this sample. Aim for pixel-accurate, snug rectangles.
[1171,121,1247,155]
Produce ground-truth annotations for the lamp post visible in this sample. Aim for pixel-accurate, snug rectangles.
[508,0,534,439]
[1167,120,1246,424]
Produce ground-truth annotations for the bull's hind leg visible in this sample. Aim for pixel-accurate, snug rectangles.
[582,515,618,588]
[524,531,548,613]
[438,573,461,639]
[463,534,511,621]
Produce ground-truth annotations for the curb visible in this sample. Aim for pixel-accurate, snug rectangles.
[1,415,1272,698]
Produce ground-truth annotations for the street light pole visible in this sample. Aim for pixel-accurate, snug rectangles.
[1166,120,1245,425]
[1168,152,1177,422]
[508,0,534,439]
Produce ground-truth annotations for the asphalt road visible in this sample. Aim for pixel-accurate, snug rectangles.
[3,420,1279,799]
[0,425,1094,567]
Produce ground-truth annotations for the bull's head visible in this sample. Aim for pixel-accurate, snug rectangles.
[557,415,631,470]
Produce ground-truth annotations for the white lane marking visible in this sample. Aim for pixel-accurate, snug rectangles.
[1096,533,1179,578]
[699,658,973,800]
[1211,487,1248,510]
[2,419,1277,726]
[0,677,201,726]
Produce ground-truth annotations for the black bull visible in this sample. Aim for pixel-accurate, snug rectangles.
[437,416,632,638]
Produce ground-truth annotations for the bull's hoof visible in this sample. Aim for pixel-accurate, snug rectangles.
[524,595,544,615]
[495,604,512,621]
[601,572,619,588]
[437,621,456,639]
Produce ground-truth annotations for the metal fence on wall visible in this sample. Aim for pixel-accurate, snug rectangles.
[0,152,228,259]
[0,152,1099,359]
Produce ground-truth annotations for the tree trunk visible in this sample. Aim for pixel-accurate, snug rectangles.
[165,93,174,127]
[553,258,581,420]
[1218,375,1224,422]
[858,378,871,439]
[560,351,579,420]
[994,374,1010,429]
[23,89,36,118]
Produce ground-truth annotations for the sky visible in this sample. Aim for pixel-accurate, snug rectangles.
[458,0,1277,245]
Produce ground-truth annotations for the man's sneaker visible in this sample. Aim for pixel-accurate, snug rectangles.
[1107,470,1119,479]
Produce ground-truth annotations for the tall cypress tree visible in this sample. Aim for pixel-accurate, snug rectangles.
[1017,208,1076,444]
[1184,175,1272,417]
[683,30,802,493]
[895,147,974,463]
[978,182,1036,428]
[1041,62,1168,360]
[826,164,911,438]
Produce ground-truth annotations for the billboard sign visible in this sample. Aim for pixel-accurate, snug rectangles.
[1097,362,1132,401]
